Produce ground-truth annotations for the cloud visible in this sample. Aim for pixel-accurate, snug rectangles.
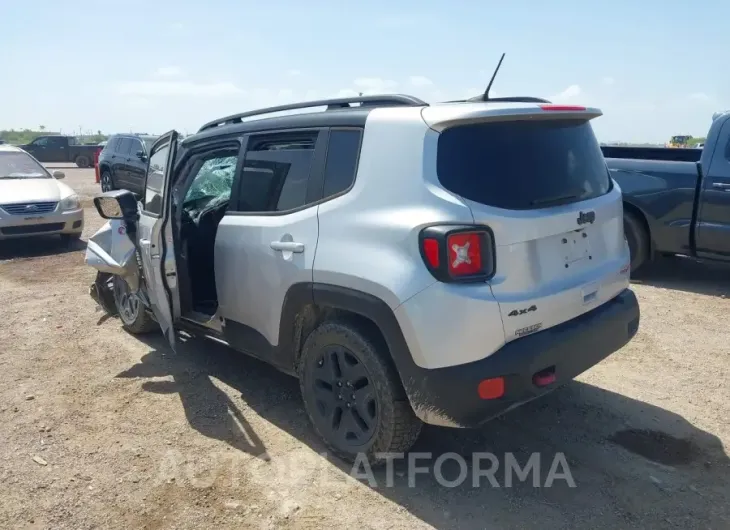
[155,66,183,77]
[428,89,445,102]
[287,69,301,77]
[116,81,243,97]
[409,76,433,87]
[334,88,360,99]
[335,78,398,97]
[688,92,710,101]
[551,84,582,102]
[602,76,615,85]
[353,77,398,92]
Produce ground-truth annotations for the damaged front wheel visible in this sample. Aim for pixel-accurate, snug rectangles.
[111,275,158,334]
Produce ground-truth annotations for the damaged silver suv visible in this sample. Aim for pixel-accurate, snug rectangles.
[86,94,640,464]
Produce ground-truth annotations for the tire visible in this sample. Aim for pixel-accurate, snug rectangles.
[100,170,114,192]
[112,276,158,334]
[298,320,422,465]
[624,210,649,274]
[75,155,90,168]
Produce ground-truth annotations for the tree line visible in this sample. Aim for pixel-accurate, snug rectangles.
[0,128,108,145]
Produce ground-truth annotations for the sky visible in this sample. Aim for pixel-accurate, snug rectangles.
[1,0,728,143]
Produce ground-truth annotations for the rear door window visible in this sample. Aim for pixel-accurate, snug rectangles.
[437,119,611,210]
[117,138,133,156]
[234,131,318,213]
[104,137,119,153]
[128,138,144,157]
[322,129,362,199]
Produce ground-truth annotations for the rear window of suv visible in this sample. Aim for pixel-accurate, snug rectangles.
[436,119,611,210]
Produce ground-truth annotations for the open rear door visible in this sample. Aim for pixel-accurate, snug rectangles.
[137,130,180,348]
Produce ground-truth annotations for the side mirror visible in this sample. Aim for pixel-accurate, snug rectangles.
[93,189,139,221]
[136,150,147,161]
[52,170,65,179]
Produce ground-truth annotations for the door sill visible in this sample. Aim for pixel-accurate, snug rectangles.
[181,311,223,333]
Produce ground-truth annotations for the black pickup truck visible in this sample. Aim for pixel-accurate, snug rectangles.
[19,135,101,168]
[603,111,730,273]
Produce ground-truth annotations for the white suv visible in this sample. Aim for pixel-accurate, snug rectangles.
[85,94,640,463]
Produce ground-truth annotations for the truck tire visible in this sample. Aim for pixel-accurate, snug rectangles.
[75,155,90,168]
[298,319,422,466]
[112,276,158,334]
[624,211,649,274]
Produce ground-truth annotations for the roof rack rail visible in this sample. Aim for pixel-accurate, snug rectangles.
[468,95,552,103]
[198,94,428,132]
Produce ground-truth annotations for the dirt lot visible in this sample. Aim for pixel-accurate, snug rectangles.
[1,167,728,529]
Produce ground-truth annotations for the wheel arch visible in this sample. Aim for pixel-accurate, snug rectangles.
[279,283,416,389]
[623,199,654,259]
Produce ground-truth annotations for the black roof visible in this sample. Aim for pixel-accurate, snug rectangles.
[184,94,427,146]
[186,107,374,145]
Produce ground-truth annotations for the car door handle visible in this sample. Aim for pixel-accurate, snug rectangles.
[712,182,730,190]
[270,241,304,253]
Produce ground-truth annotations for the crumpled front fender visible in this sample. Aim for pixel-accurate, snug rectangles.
[90,272,118,316]
[84,219,140,292]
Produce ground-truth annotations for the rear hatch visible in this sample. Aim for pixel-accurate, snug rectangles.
[425,104,629,341]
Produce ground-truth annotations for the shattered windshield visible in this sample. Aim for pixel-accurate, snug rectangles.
[184,155,238,205]
[0,152,50,179]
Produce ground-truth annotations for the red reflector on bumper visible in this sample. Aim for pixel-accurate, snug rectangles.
[533,368,556,387]
[478,377,505,400]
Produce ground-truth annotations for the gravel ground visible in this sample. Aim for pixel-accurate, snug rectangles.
[0,168,728,529]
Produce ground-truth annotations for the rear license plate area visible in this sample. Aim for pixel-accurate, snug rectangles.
[562,229,591,265]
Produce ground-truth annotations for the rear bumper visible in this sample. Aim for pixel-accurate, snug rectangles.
[0,208,84,239]
[407,288,640,428]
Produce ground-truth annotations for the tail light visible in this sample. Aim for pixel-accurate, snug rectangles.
[419,225,496,283]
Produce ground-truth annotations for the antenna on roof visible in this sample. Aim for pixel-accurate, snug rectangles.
[480,52,505,101]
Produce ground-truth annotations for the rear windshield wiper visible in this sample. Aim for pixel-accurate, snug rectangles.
[530,193,580,207]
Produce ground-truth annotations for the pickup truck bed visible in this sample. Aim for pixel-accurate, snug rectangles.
[602,114,730,271]
[19,136,100,168]
[602,145,701,163]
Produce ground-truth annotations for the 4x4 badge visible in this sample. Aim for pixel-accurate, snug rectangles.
[508,305,537,317]
[577,211,596,225]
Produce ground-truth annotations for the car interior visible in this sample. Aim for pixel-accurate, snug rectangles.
[171,134,312,321]
[174,149,239,318]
